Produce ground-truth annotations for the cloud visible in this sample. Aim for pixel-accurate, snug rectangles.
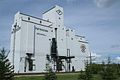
[110,44,120,48]
[90,52,101,59]
[94,0,119,8]
[116,56,120,61]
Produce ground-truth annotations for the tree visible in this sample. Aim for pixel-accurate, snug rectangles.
[116,63,120,77]
[43,68,57,80]
[78,61,92,80]
[90,63,102,74]
[0,48,14,80]
[85,61,92,80]
[100,57,117,80]
[43,56,57,80]
[78,70,86,80]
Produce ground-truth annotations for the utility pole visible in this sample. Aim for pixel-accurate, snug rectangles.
[86,52,92,65]
[90,52,92,65]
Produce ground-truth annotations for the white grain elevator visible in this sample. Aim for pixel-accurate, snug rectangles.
[9,5,90,73]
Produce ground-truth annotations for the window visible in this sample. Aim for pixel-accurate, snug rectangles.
[59,17,61,20]
[40,21,42,23]
[28,17,30,20]
[67,49,70,57]
[71,38,73,40]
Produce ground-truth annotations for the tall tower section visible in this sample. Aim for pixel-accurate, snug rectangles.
[43,5,64,29]
[43,5,67,56]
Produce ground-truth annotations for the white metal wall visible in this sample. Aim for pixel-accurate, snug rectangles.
[9,5,90,73]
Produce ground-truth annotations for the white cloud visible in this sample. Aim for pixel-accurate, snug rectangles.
[90,52,101,58]
[110,44,120,48]
[116,56,120,61]
[94,0,118,8]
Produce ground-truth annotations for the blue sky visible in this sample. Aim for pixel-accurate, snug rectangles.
[0,0,120,62]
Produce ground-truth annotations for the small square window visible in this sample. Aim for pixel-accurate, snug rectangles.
[59,17,61,19]
[28,17,30,20]
[40,21,42,23]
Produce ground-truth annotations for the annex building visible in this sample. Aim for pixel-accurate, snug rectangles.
[9,5,90,73]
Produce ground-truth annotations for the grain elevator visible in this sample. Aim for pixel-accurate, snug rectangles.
[9,5,90,73]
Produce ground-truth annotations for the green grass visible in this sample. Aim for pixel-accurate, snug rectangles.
[15,74,120,80]
[15,76,44,80]
[15,74,79,80]
[57,74,78,80]
[91,74,102,80]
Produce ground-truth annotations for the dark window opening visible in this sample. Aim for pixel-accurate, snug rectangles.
[28,17,30,20]
[71,38,73,40]
[40,21,42,23]
[59,17,61,20]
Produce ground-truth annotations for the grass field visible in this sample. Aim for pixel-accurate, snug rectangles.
[15,76,44,80]
[15,74,79,80]
[15,73,120,80]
